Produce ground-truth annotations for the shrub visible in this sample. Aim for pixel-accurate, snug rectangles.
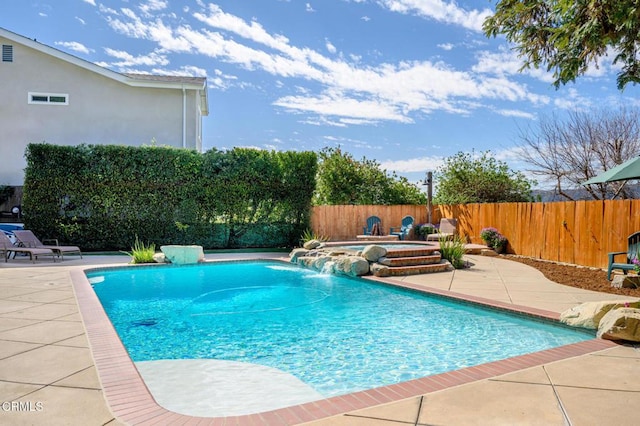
[415,223,437,238]
[299,229,329,246]
[439,235,466,269]
[22,144,317,250]
[480,227,507,251]
[123,236,156,264]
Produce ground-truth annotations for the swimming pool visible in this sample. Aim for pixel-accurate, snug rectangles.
[88,261,594,399]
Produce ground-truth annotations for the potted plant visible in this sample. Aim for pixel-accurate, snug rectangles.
[480,227,507,253]
[415,223,437,240]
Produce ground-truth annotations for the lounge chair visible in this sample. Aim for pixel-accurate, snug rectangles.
[0,232,57,263]
[363,216,382,235]
[13,230,82,260]
[426,218,457,241]
[390,215,414,240]
[607,231,640,280]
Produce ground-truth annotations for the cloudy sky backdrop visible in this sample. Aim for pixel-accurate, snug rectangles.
[4,0,637,186]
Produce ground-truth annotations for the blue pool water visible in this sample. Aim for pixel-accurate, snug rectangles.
[88,261,594,397]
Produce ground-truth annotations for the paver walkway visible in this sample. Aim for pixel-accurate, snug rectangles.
[0,253,638,425]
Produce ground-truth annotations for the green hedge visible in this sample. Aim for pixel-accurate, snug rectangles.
[22,144,317,250]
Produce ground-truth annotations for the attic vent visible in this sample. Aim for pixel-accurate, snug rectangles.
[2,45,13,62]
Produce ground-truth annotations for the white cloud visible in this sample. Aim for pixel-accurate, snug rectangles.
[553,88,592,110]
[275,93,411,123]
[99,4,118,15]
[322,135,376,149]
[75,16,86,25]
[495,109,536,119]
[494,146,527,162]
[55,41,93,54]
[103,48,169,67]
[140,0,168,17]
[151,65,208,77]
[326,40,337,54]
[208,68,238,90]
[473,48,555,84]
[361,16,371,21]
[381,156,445,173]
[104,3,555,126]
[376,0,492,31]
[82,0,96,6]
[306,3,316,12]
[437,43,453,51]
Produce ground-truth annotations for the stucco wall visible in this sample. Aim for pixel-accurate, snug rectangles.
[0,36,202,185]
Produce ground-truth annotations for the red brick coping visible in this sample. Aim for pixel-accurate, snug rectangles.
[70,261,616,425]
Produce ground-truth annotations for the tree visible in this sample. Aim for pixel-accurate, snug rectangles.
[517,107,640,200]
[313,147,426,205]
[483,0,640,89]
[434,151,535,204]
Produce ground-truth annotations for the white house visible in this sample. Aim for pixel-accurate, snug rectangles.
[0,27,209,187]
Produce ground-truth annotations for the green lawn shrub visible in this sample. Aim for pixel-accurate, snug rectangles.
[22,144,317,251]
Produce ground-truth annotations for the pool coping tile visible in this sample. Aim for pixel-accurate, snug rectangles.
[69,262,617,425]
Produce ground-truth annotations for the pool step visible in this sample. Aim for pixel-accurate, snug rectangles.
[383,247,440,258]
[371,260,451,277]
[378,254,442,267]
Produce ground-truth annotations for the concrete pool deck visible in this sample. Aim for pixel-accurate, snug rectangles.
[0,251,639,425]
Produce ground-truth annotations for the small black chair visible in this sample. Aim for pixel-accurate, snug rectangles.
[607,231,640,280]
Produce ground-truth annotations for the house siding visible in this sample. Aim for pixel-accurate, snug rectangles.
[0,35,204,186]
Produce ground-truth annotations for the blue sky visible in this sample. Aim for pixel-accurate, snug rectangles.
[3,0,637,187]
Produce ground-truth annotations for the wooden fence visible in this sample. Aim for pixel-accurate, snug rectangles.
[311,200,640,269]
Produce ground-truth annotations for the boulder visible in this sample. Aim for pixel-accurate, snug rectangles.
[322,260,337,274]
[345,257,370,276]
[160,245,205,265]
[152,253,167,263]
[481,248,499,257]
[312,255,331,271]
[297,256,316,268]
[289,248,309,263]
[597,308,640,341]
[560,300,640,329]
[370,263,390,277]
[361,245,387,262]
[303,239,322,250]
[611,275,640,289]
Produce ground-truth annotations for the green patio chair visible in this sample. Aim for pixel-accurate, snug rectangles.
[390,215,414,240]
[607,231,640,280]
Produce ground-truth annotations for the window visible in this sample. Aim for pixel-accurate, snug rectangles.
[2,45,12,62]
[28,92,69,105]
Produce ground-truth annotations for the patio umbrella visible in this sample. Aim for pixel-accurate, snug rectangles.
[582,156,640,185]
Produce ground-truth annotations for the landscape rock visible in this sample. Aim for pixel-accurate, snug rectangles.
[312,255,331,271]
[345,257,370,276]
[370,263,390,277]
[322,260,337,274]
[560,300,640,329]
[152,253,167,263]
[597,308,640,341]
[289,248,309,263]
[481,248,499,257]
[361,245,387,262]
[303,239,322,250]
[611,275,640,289]
[297,256,316,268]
